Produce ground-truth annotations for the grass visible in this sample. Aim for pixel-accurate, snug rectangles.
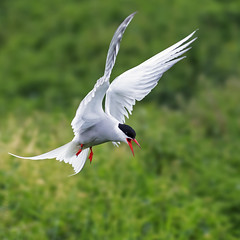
[0,1,239,239]
[0,78,239,239]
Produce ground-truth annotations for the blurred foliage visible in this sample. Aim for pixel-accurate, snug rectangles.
[0,0,239,114]
[1,78,240,239]
[0,0,240,239]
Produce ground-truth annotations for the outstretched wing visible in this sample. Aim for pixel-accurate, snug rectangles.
[71,12,136,136]
[105,31,197,123]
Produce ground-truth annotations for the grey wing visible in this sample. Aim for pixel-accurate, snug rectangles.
[71,13,136,136]
[104,12,136,78]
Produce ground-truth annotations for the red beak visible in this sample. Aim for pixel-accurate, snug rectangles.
[127,138,141,156]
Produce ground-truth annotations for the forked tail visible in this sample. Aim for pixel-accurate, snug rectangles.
[9,141,89,175]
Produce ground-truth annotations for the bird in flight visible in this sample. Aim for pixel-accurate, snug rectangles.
[9,12,197,175]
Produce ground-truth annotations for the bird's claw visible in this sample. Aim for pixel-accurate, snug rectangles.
[89,147,93,163]
[76,144,83,156]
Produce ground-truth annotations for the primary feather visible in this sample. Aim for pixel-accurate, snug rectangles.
[71,12,136,137]
[105,31,197,123]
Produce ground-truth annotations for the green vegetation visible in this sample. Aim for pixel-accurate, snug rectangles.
[0,0,239,239]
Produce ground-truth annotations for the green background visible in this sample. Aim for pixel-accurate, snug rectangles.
[0,0,239,239]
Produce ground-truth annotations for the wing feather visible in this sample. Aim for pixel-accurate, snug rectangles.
[71,13,136,136]
[104,12,136,78]
[105,31,197,123]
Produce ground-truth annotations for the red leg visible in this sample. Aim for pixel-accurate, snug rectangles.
[89,147,93,163]
[76,144,83,156]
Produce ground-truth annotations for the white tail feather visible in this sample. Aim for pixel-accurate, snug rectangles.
[9,141,89,175]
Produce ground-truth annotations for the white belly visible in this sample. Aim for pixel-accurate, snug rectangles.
[74,115,119,148]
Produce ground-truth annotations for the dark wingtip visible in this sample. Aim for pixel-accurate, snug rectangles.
[131,11,138,16]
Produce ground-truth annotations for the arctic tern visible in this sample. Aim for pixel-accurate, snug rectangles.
[9,12,197,174]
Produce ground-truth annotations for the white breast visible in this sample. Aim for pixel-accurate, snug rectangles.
[74,114,121,148]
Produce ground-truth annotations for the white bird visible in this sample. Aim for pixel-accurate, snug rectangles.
[9,12,197,175]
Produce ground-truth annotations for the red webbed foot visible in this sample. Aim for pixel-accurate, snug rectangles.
[76,144,83,156]
[89,147,93,163]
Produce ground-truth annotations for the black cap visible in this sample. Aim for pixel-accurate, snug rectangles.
[118,123,136,139]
